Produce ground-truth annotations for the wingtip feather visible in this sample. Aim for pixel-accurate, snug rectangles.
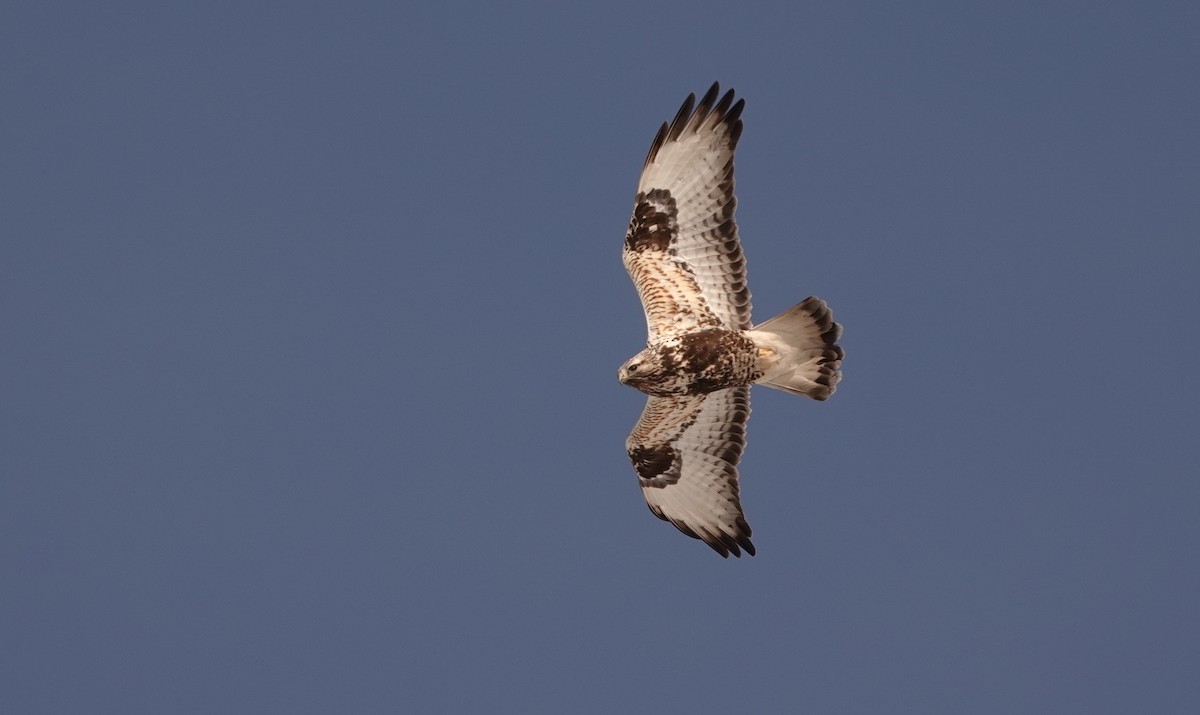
[667,92,696,142]
[642,83,744,168]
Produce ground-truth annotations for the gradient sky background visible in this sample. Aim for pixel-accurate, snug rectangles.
[4,2,1199,713]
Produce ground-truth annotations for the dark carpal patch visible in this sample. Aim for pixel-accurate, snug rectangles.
[625,189,677,252]
[628,443,680,488]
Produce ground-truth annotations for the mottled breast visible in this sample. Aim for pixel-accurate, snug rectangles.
[653,329,762,396]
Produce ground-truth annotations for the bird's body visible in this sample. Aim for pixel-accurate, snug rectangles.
[618,83,844,557]
[619,328,760,397]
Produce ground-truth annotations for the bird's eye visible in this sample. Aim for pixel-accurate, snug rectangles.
[628,364,639,372]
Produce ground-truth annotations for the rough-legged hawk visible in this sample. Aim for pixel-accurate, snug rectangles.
[618,83,844,558]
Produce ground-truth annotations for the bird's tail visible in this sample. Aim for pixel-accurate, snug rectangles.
[748,297,844,400]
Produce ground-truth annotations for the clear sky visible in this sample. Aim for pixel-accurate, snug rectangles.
[3,2,1198,713]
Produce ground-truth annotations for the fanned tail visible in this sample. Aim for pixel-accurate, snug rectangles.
[748,297,843,400]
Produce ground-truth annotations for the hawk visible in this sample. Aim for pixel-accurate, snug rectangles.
[618,83,844,557]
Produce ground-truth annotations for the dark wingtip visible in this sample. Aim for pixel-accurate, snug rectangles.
[670,519,757,558]
[705,533,756,558]
[666,92,696,142]
[696,82,721,120]
[695,522,756,559]
[644,84,744,167]
[728,98,745,146]
[734,516,756,556]
[643,121,670,167]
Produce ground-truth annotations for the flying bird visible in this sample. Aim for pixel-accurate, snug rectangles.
[618,83,844,557]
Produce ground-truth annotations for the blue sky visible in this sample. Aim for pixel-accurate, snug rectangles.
[3,2,1198,713]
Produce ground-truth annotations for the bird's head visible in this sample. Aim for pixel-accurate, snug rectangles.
[617,347,667,390]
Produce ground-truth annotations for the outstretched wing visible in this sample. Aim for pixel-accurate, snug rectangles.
[626,387,755,557]
[623,83,752,338]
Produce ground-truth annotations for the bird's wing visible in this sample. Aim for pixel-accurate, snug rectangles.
[623,83,752,338]
[626,387,755,557]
